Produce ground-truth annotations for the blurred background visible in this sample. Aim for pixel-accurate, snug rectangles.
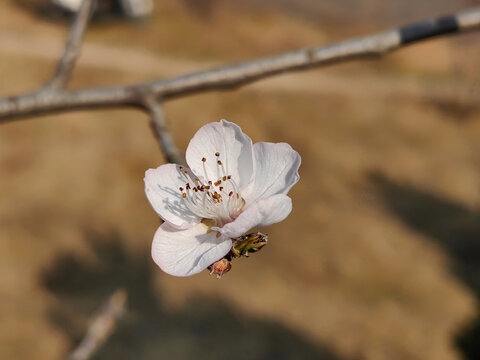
[1,0,480,359]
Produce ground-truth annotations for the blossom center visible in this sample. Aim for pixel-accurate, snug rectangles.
[178,152,244,225]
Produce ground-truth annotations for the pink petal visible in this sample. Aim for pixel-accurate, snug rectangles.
[214,194,292,238]
[242,142,301,204]
[152,222,232,277]
[145,164,201,229]
[185,120,254,190]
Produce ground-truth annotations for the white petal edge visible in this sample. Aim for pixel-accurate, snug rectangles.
[185,120,254,190]
[152,222,232,277]
[145,163,201,229]
[214,194,292,238]
[242,142,301,204]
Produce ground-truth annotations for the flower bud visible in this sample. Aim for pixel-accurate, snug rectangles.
[231,232,268,258]
[208,258,232,279]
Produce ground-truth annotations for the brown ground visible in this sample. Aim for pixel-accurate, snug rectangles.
[2,1,480,359]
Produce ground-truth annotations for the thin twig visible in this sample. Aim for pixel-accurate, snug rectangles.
[67,289,127,360]
[46,0,95,90]
[0,7,479,122]
[144,94,185,165]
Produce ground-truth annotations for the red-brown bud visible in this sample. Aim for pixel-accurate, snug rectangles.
[208,258,232,279]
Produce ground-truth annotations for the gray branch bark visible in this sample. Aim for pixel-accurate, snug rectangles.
[46,0,95,90]
[67,289,127,360]
[144,94,185,165]
[1,7,479,123]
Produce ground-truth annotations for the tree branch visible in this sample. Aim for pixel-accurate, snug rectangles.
[67,289,127,360]
[143,94,185,165]
[46,0,95,90]
[1,7,480,122]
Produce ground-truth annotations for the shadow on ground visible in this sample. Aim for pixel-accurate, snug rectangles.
[370,172,480,360]
[41,232,341,360]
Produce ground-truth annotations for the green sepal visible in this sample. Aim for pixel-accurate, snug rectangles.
[231,232,268,258]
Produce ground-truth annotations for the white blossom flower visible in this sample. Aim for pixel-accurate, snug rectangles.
[144,120,301,277]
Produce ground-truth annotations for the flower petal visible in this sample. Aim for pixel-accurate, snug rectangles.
[214,194,292,238]
[242,142,301,204]
[186,120,254,190]
[145,163,201,229]
[152,222,232,277]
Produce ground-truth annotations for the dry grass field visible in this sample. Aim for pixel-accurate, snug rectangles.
[2,1,480,359]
